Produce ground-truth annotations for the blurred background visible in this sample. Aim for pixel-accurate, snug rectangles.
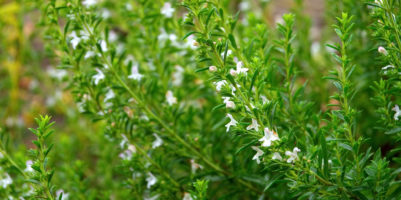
[0,0,389,198]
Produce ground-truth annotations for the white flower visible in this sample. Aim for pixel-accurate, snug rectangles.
[172,65,184,86]
[101,9,111,19]
[225,114,238,132]
[209,66,217,72]
[158,29,178,46]
[251,146,264,164]
[378,46,388,55]
[392,104,401,120]
[82,0,97,8]
[152,133,163,149]
[100,40,108,52]
[246,118,259,131]
[47,68,67,80]
[222,97,235,109]
[235,61,248,74]
[104,89,115,102]
[120,134,129,148]
[382,65,395,70]
[119,145,136,160]
[183,193,193,200]
[69,31,81,49]
[56,189,69,200]
[185,35,197,49]
[214,80,227,92]
[260,95,269,105]
[109,31,118,42]
[190,159,203,173]
[259,128,279,147]
[230,68,237,76]
[272,152,283,161]
[93,68,105,85]
[0,173,12,188]
[166,90,177,106]
[24,160,34,172]
[84,51,96,59]
[239,2,250,11]
[161,2,175,18]
[146,172,157,188]
[126,3,133,10]
[221,50,232,58]
[285,147,301,163]
[128,63,143,81]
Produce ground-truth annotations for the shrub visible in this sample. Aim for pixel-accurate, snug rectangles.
[1,0,401,199]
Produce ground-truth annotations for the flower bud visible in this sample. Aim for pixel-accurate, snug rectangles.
[378,46,388,55]
[230,69,237,76]
[226,100,235,109]
[209,65,217,72]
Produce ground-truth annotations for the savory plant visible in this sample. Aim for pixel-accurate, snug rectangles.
[1,0,401,199]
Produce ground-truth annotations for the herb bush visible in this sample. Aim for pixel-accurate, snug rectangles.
[1,0,401,199]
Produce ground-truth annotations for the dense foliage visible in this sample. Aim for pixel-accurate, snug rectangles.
[1,0,401,199]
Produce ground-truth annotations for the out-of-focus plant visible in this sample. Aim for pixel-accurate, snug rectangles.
[1,0,401,199]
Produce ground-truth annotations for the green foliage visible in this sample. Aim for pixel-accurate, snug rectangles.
[0,0,401,199]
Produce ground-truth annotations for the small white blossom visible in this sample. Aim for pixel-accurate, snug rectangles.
[24,160,34,172]
[251,146,264,164]
[259,128,279,147]
[185,35,198,49]
[93,68,105,85]
[172,65,184,86]
[84,51,96,59]
[214,80,227,92]
[126,3,133,10]
[128,64,143,81]
[104,89,115,102]
[56,189,69,200]
[222,97,235,109]
[382,65,395,70]
[146,172,157,188]
[101,9,111,19]
[272,152,283,161]
[239,2,250,11]
[47,68,68,80]
[286,147,301,163]
[119,145,136,160]
[82,0,97,8]
[190,159,203,173]
[234,61,248,75]
[0,173,12,188]
[69,31,81,49]
[392,104,401,120]
[209,65,217,72]
[260,95,269,105]
[378,46,388,55]
[166,90,177,106]
[221,50,232,58]
[225,114,238,132]
[230,68,237,76]
[152,133,163,149]
[183,193,193,200]
[109,31,118,42]
[120,134,129,148]
[161,2,175,18]
[100,40,108,52]
[246,118,260,131]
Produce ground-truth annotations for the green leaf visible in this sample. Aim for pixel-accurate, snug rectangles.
[228,34,237,49]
